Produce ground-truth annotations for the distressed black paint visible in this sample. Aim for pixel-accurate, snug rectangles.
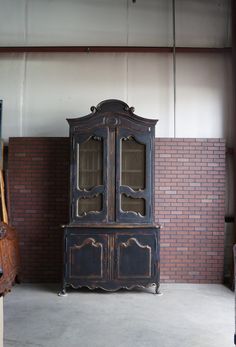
[60,100,160,294]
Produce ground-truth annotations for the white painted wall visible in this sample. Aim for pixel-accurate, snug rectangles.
[0,52,232,142]
[0,0,26,46]
[23,53,127,136]
[0,0,230,47]
[0,0,173,47]
[0,54,25,140]
[0,0,233,143]
[176,0,231,47]
[176,53,233,141]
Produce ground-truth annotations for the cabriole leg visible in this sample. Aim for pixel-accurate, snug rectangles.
[58,286,68,297]
[155,283,163,296]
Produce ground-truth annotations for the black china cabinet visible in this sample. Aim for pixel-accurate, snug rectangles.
[59,99,160,295]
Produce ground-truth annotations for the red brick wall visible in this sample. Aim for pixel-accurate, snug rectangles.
[8,137,225,283]
[8,138,70,282]
[155,139,225,283]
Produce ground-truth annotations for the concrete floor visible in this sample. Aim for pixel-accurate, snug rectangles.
[3,284,234,347]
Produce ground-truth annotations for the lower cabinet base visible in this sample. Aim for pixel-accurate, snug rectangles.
[60,226,160,295]
[59,281,160,295]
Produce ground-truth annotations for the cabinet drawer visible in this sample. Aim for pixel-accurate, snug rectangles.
[67,234,108,280]
[115,234,156,280]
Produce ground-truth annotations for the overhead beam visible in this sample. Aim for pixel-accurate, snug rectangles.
[0,46,231,54]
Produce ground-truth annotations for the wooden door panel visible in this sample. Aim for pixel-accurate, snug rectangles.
[67,234,108,280]
[115,234,155,280]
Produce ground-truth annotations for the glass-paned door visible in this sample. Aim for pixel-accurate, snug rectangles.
[71,128,108,223]
[116,128,152,223]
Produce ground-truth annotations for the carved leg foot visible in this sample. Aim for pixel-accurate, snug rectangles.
[155,283,163,296]
[58,288,68,297]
